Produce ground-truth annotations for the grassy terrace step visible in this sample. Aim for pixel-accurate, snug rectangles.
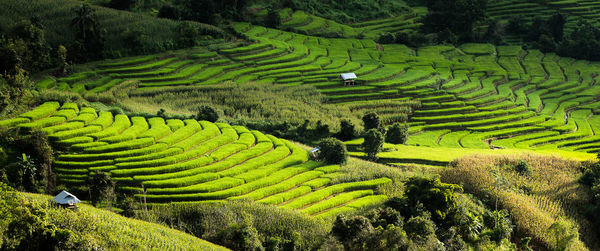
[2,102,389,216]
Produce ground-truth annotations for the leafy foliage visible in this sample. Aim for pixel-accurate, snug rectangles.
[196,105,219,122]
[69,4,105,62]
[362,129,384,160]
[336,120,356,141]
[362,112,381,131]
[404,177,463,222]
[317,137,348,165]
[0,129,53,193]
[89,171,114,207]
[421,0,487,42]
[386,123,408,144]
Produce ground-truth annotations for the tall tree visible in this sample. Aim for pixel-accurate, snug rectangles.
[363,129,384,160]
[422,0,487,42]
[70,4,105,61]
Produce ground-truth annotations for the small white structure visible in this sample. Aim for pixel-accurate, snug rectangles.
[338,73,357,86]
[53,190,81,209]
[310,147,321,159]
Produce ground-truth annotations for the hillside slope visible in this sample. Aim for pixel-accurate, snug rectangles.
[3,190,228,250]
[0,0,225,57]
[37,23,600,161]
[0,102,390,217]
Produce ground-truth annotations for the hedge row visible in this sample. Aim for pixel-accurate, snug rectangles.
[54,159,114,168]
[100,117,148,143]
[19,102,60,120]
[219,145,291,178]
[252,130,271,143]
[116,127,237,170]
[139,117,171,140]
[18,116,66,131]
[158,119,202,145]
[0,117,30,127]
[314,196,386,219]
[71,141,109,151]
[282,178,391,209]
[147,176,242,194]
[59,136,94,146]
[87,111,114,130]
[140,162,314,202]
[51,109,78,120]
[258,186,312,205]
[50,125,102,141]
[111,155,213,177]
[41,121,84,135]
[88,114,131,140]
[83,137,155,153]
[233,132,256,147]
[232,169,323,201]
[301,190,374,215]
[71,113,98,124]
[57,143,169,161]
[302,178,332,189]
[98,57,178,74]
[171,122,222,151]
[137,142,275,186]
[115,148,184,164]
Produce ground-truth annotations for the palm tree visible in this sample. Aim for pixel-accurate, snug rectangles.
[71,4,98,42]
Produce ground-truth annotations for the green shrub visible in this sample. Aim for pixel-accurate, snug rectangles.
[514,160,531,175]
[362,112,381,131]
[317,137,348,165]
[386,123,409,144]
[337,120,356,141]
[196,105,219,122]
[363,129,384,160]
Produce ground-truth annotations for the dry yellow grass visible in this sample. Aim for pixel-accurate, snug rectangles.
[441,154,595,250]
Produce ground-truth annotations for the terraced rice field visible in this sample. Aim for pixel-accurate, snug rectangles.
[36,22,600,166]
[0,102,390,217]
[274,7,426,40]
[487,0,600,33]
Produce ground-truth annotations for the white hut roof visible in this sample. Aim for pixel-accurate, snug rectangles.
[53,190,81,204]
[339,73,357,80]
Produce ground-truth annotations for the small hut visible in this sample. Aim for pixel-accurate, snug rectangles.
[310,147,321,159]
[53,190,81,210]
[338,73,357,86]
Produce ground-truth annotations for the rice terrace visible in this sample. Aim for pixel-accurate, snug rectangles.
[1,0,600,250]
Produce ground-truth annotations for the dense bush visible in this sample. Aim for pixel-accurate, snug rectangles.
[336,120,356,141]
[362,128,384,160]
[514,160,531,175]
[69,4,105,62]
[0,129,54,193]
[138,201,328,250]
[386,123,409,144]
[281,0,409,23]
[421,0,487,43]
[317,137,348,165]
[579,162,600,227]
[108,0,136,10]
[0,183,85,250]
[362,112,381,131]
[196,105,219,122]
